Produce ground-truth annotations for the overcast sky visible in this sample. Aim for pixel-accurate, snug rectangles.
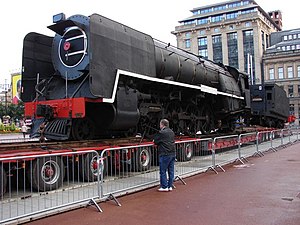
[1,0,299,85]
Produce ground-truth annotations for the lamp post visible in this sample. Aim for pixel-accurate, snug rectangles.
[4,79,7,116]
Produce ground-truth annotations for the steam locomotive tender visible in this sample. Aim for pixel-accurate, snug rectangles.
[250,83,289,128]
[22,13,250,140]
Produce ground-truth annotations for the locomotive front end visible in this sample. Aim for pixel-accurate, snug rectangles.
[48,13,90,81]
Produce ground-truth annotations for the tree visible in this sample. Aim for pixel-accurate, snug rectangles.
[0,102,24,121]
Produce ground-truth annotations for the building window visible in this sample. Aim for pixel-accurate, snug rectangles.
[288,66,293,78]
[245,22,252,27]
[211,15,223,23]
[185,39,191,48]
[185,32,191,38]
[288,85,294,97]
[298,66,300,77]
[244,30,253,36]
[227,32,237,40]
[198,37,207,46]
[197,18,209,25]
[198,37,208,59]
[226,12,238,20]
[243,30,254,77]
[269,68,274,79]
[228,32,239,69]
[184,20,196,25]
[199,30,206,35]
[293,34,297,39]
[298,85,300,97]
[229,25,235,30]
[199,49,208,58]
[214,27,220,33]
[283,35,287,41]
[213,35,222,63]
[278,67,284,79]
[261,31,265,51]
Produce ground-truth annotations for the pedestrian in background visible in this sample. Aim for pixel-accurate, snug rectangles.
[21,123,27,139]
[153,119,176,192]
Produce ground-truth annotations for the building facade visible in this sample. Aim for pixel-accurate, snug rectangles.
[263,29,300,126]
[172,0,281,84]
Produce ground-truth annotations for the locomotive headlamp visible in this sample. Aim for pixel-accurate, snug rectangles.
[63,41,71,51]
[53,13,66,23]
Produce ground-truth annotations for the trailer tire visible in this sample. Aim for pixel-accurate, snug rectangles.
[176,143,193,162]
[0,166,7,197]
[29,157,65,192]
[133,148,151,172]
[82,153,107,181]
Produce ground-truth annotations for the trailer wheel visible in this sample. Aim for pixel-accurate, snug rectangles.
[29,157,65,192]
[133,148,151,172]
[0,166,7,197]
[82,153,107,181]
[177,143,193,162]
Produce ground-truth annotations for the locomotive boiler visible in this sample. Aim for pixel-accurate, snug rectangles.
[22,13,250,140]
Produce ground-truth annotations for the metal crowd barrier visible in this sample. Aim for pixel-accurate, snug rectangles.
[174,138,213,177]
[238,132,257,160]
[0,128,299,224]
[0,150,101,224]
[99,143,158,203]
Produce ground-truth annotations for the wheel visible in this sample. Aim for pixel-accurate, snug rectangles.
[28,157,65,192]
[176,143,193,162]
[71,118,95,140]
[199,105,214,135]
[133,148,151,172]
[82,153,107,181]
[0,166,7,197]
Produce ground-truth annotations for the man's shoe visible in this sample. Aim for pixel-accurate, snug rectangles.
[168,187,173,191]
[158,187,169,192]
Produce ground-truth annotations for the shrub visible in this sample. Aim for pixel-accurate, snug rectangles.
[0,123,4,132]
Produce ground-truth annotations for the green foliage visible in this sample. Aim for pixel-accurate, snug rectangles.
[0,101,24,121]
[0,122,19,133]
[0,123,4,131]
[10,122,16,131]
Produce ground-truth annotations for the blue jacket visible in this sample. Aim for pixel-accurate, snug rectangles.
[153,127,175,156]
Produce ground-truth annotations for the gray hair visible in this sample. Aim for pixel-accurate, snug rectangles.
[160,119,169,127]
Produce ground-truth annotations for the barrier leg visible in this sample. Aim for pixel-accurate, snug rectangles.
[234,157,248,165]
[206,166,218,174]
[215,164,225,172]
[174,175,187,185]
[86,198,103,213]
[106,193,122,207]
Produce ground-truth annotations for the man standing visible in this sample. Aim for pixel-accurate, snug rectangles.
[153,119,176,192]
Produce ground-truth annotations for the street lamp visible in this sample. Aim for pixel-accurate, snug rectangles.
[4,79,7,116]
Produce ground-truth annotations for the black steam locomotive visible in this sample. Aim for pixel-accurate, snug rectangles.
[22,13,251,140]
